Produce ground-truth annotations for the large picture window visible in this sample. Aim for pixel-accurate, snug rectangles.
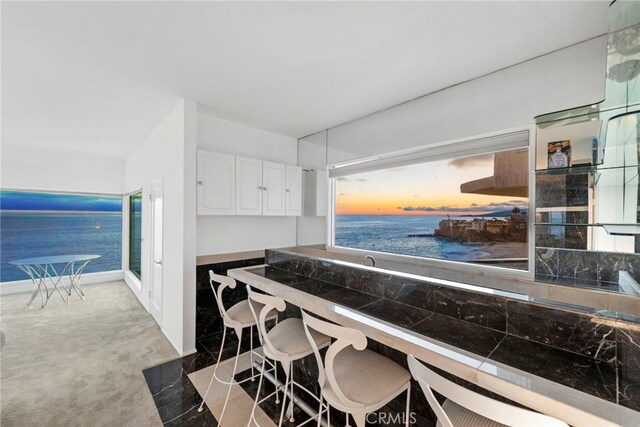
[128,191,142,280]
[0,190,123,282]
[333,145,530,271]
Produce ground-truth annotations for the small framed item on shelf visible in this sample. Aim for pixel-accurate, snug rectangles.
[547,140,571,169]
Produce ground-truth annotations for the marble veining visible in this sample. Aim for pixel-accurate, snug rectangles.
[507,300,617,361]
[412,314,505,358]
[487,336,618,404]
[433,285,507,332]
[259,250,640,417]
[356,298,434,329]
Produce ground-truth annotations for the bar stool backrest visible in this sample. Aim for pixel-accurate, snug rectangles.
[246,286,288,361]
[209,271,239,329]
[406,355,569,427]
[301,310,368,411]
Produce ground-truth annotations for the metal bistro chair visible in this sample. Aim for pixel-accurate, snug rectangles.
[247,286,331,427]
[301,310,412,427]
[407,355,569,427]
[197,272,278,422]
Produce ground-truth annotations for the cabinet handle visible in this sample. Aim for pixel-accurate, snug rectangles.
[263,187,268,191]
[197,180,203,185]
[286,189,290,192]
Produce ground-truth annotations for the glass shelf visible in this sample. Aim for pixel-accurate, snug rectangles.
[534,223,640,236]
[534,163,639,175]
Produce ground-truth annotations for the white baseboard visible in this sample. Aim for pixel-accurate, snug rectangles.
[0,270,125,295]
[161,327,196,356]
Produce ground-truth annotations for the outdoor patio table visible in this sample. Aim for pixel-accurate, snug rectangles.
[9,255,101,308]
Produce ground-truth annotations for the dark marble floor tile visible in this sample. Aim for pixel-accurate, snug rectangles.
[143,357,217,426]
[433,285,507,332]
[180,350,218,375]
[412,314,505,358]
[321,287,381,308]
[357,299,434,329]
[487,336,618,405]
[507,300,616,361]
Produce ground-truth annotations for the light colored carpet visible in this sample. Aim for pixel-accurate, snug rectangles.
[0,281,179,427]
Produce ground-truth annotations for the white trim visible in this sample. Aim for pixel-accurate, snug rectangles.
[328,126,530,178]
[0,186,123,197]
[1,270,124,295]
[161,327,197,356]
[327,125,534,280]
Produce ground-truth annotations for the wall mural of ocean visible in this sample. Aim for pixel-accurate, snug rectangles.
[335,214,516,262]
[0,191,123,283]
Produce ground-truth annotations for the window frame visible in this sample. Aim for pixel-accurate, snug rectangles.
[326,126,536,281]
[127,190,143,280]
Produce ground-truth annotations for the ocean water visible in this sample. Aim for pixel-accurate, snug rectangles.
[0,212,123,282]
[335,215,493,261]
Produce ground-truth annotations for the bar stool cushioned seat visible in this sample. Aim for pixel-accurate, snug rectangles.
[329,346,411,406]
[266,317,330,357]
[438,400,505,427]
[226,299,270,325]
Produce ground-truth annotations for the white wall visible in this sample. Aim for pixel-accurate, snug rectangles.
[327,36,608,164]
[1,145,124,194]
[123,99,197,356]
[196,112,298,255]
[300,36,608,246]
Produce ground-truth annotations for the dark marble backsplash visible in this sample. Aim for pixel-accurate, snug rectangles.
[265,249,638,369]
[535,247,640,293]
[196,257,264,341]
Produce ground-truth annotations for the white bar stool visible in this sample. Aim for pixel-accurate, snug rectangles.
[301,310,412,427]
[246,286,331,427]
[407,355,569,427]
[197,272,278,423]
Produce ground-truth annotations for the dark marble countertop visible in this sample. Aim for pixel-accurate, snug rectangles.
[230,265,640,427]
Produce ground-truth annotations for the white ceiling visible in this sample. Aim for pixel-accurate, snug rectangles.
[2,1,609,158]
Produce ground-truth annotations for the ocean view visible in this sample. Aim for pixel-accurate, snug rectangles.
[335,214,526,263]
[0,211,123,282]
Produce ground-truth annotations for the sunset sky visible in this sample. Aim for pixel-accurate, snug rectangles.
[336,153,528,215]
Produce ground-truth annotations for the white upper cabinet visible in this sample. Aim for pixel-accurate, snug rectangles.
[285,165,302,216]
[235,156,263,215]
[262,161,286,216]
[197,150,301,216]
[197,150,235,215]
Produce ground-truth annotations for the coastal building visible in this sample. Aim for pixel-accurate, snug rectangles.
[1,2,638,427]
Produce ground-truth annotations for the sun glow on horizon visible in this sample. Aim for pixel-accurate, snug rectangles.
[335,153,528,216]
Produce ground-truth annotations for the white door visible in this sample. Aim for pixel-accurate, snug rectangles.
[197,150,235,215]
[150,179,163,326]
[263,161,286,216]
[236,156,263,215]
[285,165,302,216]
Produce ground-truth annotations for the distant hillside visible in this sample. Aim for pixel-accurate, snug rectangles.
[459,209,527,218]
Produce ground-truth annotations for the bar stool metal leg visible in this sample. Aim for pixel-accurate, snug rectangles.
[197,325,229,413]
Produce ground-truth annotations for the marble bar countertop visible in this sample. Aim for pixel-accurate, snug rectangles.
[228,265,639,427]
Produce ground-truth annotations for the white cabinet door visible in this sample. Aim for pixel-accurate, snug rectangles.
[263,161,286,216]
[197,150,235,215]
[285,165,302,216]
[236,156,263,215]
